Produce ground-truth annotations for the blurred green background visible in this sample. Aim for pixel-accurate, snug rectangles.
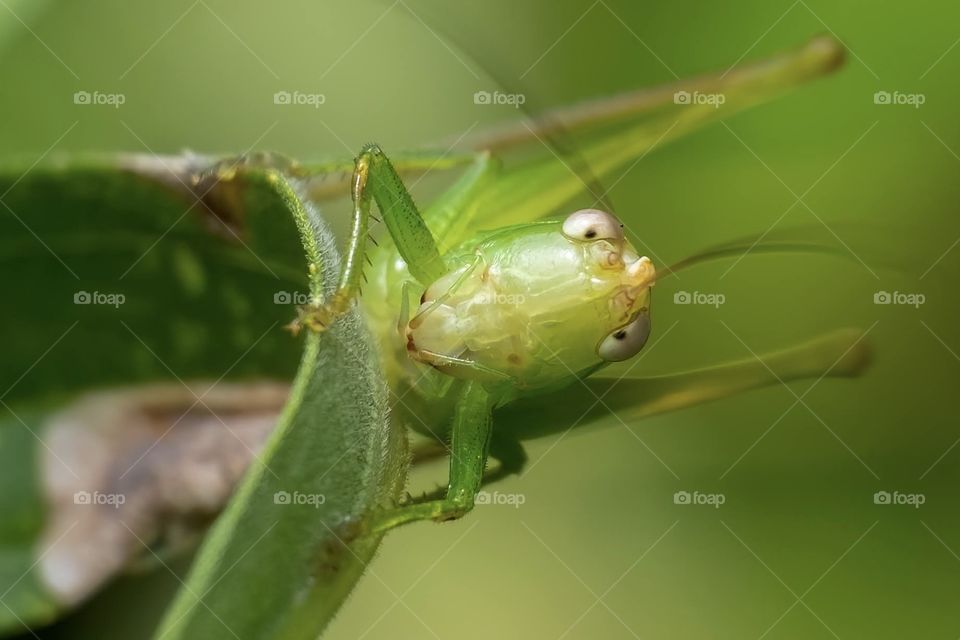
[2,0,958,638]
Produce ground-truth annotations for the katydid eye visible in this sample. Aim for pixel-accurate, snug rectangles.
[562,209,624,244]
[597,313,651,362]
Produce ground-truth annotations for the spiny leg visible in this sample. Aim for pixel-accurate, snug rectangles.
[371,381,494,532]
[366,151,500,278]
[298,144,450,333]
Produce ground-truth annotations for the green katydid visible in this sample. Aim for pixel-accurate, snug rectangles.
[0,34,870,637]
[281,34,863,532]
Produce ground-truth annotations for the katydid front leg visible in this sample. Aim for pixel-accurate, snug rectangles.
[371,381,495,532]
[296,144,449,333]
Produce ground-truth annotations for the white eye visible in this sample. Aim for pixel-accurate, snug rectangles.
[562,209,624,244]
[597,313,651,362]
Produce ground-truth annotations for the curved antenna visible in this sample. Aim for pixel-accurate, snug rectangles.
[638,218,896,289]
[664,240,839,279]
[631,234,852,293]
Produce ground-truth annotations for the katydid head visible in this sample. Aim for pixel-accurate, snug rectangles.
[560,209,655,362]
[405,208,655,389]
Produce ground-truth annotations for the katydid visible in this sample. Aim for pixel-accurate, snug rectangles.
[0,34,870,636]
[279,35,863,532]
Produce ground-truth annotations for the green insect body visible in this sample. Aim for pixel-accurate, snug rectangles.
[307,146,651,530]
[286,35,856,532]
[307,140,843,531]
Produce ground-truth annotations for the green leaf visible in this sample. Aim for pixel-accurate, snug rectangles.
[0,155,405,638]
[153,167,407,640]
